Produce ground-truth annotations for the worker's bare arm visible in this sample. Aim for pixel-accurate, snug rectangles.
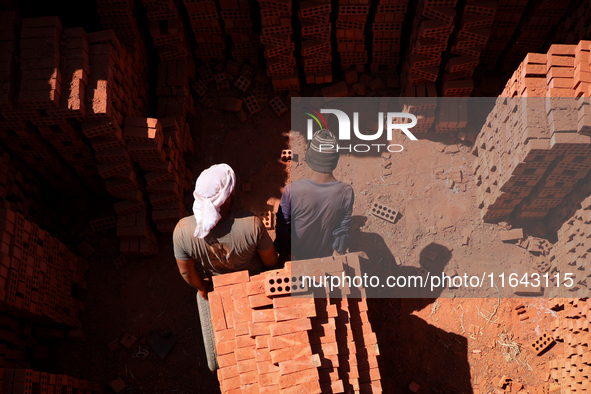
[258,244,279,269]
[176,258,209,300]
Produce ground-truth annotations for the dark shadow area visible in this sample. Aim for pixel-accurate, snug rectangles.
[347,216,472,393]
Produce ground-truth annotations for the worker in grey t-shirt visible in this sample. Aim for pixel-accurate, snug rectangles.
[276,129,354,261]
[173,164,278,300]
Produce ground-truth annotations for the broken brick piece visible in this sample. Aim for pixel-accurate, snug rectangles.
[500,228,524,242]
[120,332,137,349]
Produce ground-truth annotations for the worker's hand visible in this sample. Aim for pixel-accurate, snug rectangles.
[198,284,209,301]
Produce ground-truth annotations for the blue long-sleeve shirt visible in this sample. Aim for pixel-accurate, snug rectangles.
[276,179,354,260]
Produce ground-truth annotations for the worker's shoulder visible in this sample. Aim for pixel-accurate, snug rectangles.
[231,211,260,223]
[173,215,196,235]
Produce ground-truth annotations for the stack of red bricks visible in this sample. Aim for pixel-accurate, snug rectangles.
[143,0,190,62]
[551,0,591,46]
[545,297,591,392]
[473,42,591,222]
[156,60,196,156]
[124,116,190,234]
[0,368,103,393]
[257,0,299,91]
[434,99,468,135]
[336,1,369,73]
[209,257,381,393]
[501,0,571,71]
[0,209,87,327]
[399,83,437,134]
[401,0,456,92]
[479,0,528,69]
[370,0,408,75]
[96,0,141,40]
[299,1,331,87]
[186,0,226,62]
[0,314,40,369]
[0,151,53,229]
[0,15,86,196]
[218,0,261,65]
[444,1,497,97]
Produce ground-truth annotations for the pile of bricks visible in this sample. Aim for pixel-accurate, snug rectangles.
[0,151,53,228]
[550,0,591,46]
[401,0,457,91]
[218,0,260,64]
[143,0,190,61]
[299,1,331,86]
[336,1,369,73]
[0,15,87,196]
[370,0,408,75]
[257,0,299,91]
[399,83,437,134]
[156,60,196,155]
[0,209,87,327]
[473,42,591,221]
[186,0,226,62]
[443,1,497,97]
[479,0,528,69]
[123,116,190,234]
[208,254,381,394]
[0,368,103,393]
[545,297,591,392]
[501,0,571,71]
[0,314,40,369]
[96,0,141,40]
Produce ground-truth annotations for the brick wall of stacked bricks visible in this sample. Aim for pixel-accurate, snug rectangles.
[189,0,226,62]
[0,151,54,229]
[208,254,381,394]
[0,369,103,393]
[473,41,591,222]
[336,2,369,75]
[143,0,191,62]
[300,1,332,87]
[0,209,86,327]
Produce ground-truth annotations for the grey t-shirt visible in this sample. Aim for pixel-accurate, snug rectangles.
[278,179,354,260]
[173,211,273,276]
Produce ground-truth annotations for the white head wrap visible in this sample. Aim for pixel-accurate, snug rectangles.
[192,164,236,238]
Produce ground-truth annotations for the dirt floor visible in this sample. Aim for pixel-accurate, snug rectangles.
[37,84,563,394]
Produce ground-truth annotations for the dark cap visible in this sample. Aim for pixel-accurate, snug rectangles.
[306,129,340,173]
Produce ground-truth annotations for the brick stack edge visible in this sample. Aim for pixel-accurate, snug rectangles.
[218,0,261,65]
[143,0,191,62]
[209,256,381,394]
[259,0,299,92]
[0,368,104,393]
[369,0,407,76]
[473,41,591,222]
[187,0,226,62]
[336,1,369,75]
[0,209,86,327]
[300,1,332,87]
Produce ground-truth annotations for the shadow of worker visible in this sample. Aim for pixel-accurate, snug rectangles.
[348,223,472,393]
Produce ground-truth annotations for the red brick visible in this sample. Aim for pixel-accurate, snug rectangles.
[255,334,271,349]
[271,318,313,336]
[258,360,281,375]
[246,280,266,295]
[255,347,272,362]
[253,309,275,323]
[221,376,240,392]
[212,270,250,287]
[237,357,257,373]
[220,365,239,380]
[220,289,236,328]
[218,352,237,368]
[236,334,256,349]
[215,328,236,342]
[274,303,317,322]
[524,53,547,64]
[230,283,247,299]
[268,331,310,351]
[261,385,280,394]
[217,340,237,355]
[500,228,523,242]
[208,291,227,331]
[279,355,321,375]
[278,379,322,394]
[270,344,312,364]
[218,97,243,112]
[259,372,280,387]
[249,321,271,337]
[234,321,250,336]
[273,296,315,309]
[278,368,318,389]
[249,293,273,308]
[232,309,251,326]
[240,370,259,386]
